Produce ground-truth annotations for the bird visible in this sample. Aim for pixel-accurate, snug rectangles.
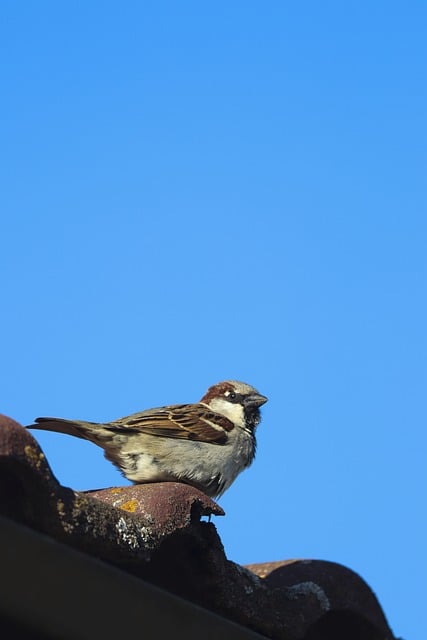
[28,380,268,498]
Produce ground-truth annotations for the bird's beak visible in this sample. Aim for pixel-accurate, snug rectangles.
[245,393,268,408]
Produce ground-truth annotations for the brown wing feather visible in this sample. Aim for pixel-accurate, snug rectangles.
[109,403,234,444]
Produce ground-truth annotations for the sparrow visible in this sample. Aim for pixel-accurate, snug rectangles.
[28,380,268,498]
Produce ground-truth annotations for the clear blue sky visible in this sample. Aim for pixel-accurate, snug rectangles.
[2,3,425,639]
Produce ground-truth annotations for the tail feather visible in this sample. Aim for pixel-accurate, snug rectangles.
[28,417,93,440]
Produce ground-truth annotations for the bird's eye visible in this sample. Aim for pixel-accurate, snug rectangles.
[228,392,237,400]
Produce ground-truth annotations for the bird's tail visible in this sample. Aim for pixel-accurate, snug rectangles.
[28,417,96,440]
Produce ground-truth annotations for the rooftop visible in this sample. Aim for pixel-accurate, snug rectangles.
[0,413,397,639]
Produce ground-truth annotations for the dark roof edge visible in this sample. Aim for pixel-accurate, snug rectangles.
[0,515,268,640]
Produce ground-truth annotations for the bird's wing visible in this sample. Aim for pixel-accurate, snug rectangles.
[108,403,234,444]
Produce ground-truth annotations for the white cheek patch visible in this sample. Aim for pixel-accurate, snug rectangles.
[208,397,245,427]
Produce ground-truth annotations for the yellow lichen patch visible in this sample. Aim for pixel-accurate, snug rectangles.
[56,499,74,534]
[73,493,89,509]
[120,500,138,513]
[110,487,124,494]
[71,493,89,519]
[24,445,46,469]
